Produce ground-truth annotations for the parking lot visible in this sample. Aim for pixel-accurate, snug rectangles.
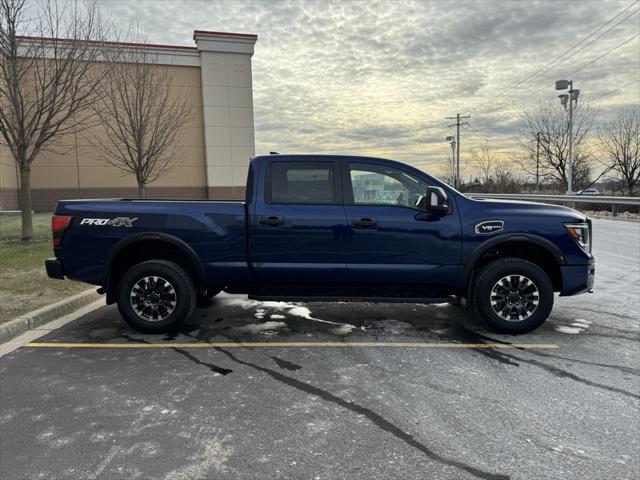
[0,218,638,480]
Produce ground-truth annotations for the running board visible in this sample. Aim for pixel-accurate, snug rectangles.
[247,294,456,305]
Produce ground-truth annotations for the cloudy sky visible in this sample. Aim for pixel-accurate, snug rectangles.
[100,0,639,176]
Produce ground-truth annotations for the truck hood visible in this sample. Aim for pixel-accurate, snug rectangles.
[466,197,587,222]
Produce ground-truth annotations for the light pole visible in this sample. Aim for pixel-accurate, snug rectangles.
[555,79,580,194]
[446,135,457,187]
[535,131,542,190]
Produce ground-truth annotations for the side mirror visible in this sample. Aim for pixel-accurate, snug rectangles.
[424,186,448,214]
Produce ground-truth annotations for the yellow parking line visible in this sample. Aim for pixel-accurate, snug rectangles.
[25,342,560,349]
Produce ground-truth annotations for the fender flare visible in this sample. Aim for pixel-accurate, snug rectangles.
[103,232,207,287]
[462,233,564,287]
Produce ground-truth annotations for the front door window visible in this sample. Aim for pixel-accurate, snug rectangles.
[349,163,429,209]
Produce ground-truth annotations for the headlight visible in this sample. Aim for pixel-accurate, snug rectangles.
[564,222,590,252]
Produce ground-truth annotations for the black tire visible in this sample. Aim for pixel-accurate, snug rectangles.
[473,258,553,334]
[196,287,222,307]
[117,260,196,333]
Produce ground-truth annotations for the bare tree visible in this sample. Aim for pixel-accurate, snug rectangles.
[91,32,191,198]
[518,100,595,192]
[0,0,107,240]
[471,143,499,183]
[598,108,640,196]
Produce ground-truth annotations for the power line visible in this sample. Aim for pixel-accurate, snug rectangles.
[470,1,639,113]
[470,2,639,114]
[565,32,639,78]
[473,29,639,117]
[593,79,640,101]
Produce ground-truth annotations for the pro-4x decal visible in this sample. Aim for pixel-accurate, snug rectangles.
[80,217,138,227]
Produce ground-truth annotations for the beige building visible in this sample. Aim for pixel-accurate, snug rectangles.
[0,30,258,211]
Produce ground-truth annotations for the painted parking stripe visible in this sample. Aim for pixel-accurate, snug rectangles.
[24,342,560,349]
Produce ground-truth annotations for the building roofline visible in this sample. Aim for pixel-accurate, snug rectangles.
[17,35,198,52]
[17,29,258,52]
[193,30,258,40]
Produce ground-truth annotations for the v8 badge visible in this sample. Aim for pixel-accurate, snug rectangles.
[475,220,504,235]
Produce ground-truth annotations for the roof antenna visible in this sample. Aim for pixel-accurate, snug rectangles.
[269,151,279,155]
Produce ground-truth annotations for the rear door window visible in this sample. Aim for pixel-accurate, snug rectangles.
[267,162,338,204]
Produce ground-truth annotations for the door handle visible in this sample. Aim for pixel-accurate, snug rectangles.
[352,217,377,228]
[260,215,285,226]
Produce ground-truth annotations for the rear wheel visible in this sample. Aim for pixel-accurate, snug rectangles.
[117,260,196,333]
[473,258,553,334]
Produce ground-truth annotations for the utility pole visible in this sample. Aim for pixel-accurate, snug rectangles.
[555,80,579,194]
[447,113,470,189]
[535,132,541,190]
[446,135,456,184]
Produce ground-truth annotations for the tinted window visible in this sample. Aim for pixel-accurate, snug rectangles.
[349,163,429,208]
[268,162,337,204]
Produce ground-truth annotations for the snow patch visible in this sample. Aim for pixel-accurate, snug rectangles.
[221,295,362,332]
[556,319,591,334]
[218,297,260,309]
[287,306,362,332]
[260,301,297,309]
[555,326,582,334]
[571,319,591,328]
[287,306,314,319]
[233,321,287,334]
[329,325,355,336]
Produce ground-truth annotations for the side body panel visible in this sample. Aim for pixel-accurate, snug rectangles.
[344,205,462,286]
[247,157,348,283]
[457,196,594,295]
[457,196,592,266]
[339,157,462,287]
[54,200,250,286]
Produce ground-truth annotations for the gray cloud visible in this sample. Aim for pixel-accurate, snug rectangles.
[98,0,639,175]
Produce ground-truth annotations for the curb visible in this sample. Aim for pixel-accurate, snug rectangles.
[0,289,102,343]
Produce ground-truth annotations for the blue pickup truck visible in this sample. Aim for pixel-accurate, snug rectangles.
[46,154,594,334]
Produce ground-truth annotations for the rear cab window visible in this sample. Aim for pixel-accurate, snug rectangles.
[266,161,340,204]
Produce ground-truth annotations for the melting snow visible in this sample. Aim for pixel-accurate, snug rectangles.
[221,295,362,332]
[232,321,287,334]
[555,326,582,334]
[287,306,361,331]
[571,319,591,328]
[556,318,591,334]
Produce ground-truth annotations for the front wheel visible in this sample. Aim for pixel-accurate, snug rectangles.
[117,260,196,333]
[473,258,554,334]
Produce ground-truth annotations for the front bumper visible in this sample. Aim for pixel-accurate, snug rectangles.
[45,258,64,280]
[559,257,595,296]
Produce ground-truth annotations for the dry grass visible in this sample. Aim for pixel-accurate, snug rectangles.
[0,213,88,322]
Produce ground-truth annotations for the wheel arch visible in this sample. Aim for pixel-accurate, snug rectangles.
[464,234,564,302]
[103,233,206,304]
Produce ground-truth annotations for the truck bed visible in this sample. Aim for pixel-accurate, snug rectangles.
[54,199,251,287]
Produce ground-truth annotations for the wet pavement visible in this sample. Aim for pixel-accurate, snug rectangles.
[0,218,638,480]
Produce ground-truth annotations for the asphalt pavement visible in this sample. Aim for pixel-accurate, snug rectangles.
[0,218,638,480]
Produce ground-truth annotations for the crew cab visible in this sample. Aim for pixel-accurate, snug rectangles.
[46,154,595,334]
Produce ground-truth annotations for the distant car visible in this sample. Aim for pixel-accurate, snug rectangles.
[577,188,600,196]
